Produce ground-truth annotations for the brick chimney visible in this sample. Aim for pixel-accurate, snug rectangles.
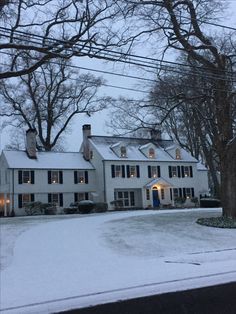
[26,129,37,159]
[82,124,91,161]
[150,128,162,141]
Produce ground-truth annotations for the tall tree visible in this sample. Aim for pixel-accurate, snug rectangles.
[113,0,236,218]
[0,59,110,151]
[0,0,121,79]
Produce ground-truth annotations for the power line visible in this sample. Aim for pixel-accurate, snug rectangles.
[0,26,236,80]
[0,50,235,94]
[1,32,236,85]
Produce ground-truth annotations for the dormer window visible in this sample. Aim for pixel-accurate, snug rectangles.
[175,148,181,160]
[149,148,155,158]
[120,146,127,158]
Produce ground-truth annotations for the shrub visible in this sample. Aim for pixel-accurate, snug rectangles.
[110,200,123,209]
[78,200,95,214]
[43,203,57,215]
[93,202,108,213]
[200,198,221,208]
[64,207,78,214]
[25,202,43,215]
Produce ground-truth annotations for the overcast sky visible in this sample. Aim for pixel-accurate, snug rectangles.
[0,2,236,152]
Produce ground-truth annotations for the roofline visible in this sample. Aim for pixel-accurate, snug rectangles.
[89,135,173,142]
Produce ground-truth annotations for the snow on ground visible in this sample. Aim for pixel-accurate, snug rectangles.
[0,208,236,314]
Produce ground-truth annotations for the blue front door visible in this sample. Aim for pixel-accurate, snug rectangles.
[152,189,160,207]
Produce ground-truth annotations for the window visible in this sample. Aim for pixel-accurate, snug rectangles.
[115,191,135,207]
[170,166,177,177]
[173,188,180,199]
[182,166,193,177]
[120,146,127,158]
[185,188,192,199]
[146,189,150,200]
[130,166,136,177]
[149,148,155,158]
[48,193,63,206]
[148,166,161,178]
[161,188,165,200]
[48,171,63,184]
[74,170,88,184]
[127,165,140,178]
[18,170,35,184]
[111,165,125,178]
[18,193,34,208]
[175,148,181,159]
[74,192,89,202]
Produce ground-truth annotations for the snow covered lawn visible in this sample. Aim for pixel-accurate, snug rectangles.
[0,208,236,314]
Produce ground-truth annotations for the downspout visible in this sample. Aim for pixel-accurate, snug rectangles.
[102,160,106,203]
[12,169,15,216]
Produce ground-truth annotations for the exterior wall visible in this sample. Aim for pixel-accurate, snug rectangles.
[0,153,11,215]
[89,142,106,203]
[103,160,206,210]
[1,164,96,215]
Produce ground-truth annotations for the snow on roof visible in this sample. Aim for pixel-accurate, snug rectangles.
[197,162,208,171]
[3,150,94,170]
[89,136,197,162]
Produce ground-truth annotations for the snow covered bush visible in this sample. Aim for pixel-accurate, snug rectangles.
[93,202,108,213]
[78,200,95,214]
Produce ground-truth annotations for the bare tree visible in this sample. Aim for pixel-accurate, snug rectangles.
[0,59,110,151]
[0,0,121,80]
[112,0,236,218]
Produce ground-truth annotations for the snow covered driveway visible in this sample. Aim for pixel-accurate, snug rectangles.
[0,208,236,314]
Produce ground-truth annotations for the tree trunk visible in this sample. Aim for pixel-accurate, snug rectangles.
[220,137,236,218]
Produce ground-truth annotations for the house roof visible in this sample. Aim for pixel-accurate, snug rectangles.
[89,136,198,163]
[145,177,174,188]
[2,150,94,170]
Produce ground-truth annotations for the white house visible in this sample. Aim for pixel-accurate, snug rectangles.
[0,125,209,216]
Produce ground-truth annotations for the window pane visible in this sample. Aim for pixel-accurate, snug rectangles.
[23,171,30,183]
[51,171,59,183]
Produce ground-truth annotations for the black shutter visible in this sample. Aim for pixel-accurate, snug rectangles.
[18,194,22,208]
[136,165,140,178]
[18,170,22,184]
[179,188,182,198]
[177,166,181,178]
[74,193,78,203]
[85,192,89,200]
[122,165,125,178]
[59,171,63,184]
[191,188,195,198]
[59,193,63,207]
[170,189,173,200]
[148,166,151,178]
[48,171,52,184]
[126,165,130,178]
[30,194,35,202]
[190,166,193,177]
[158,166,161,177]
[48,194,52,203]
[111,165,115,178]
[168,166,172,178]
[74,171,78,184]
[183,188,186,199]
[31,171,35,184]
[181,166,185,178]
[85,171,88,184]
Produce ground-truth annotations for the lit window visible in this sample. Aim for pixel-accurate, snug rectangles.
[78,171,85,183]
[151,166,158,178]
[22,194,31,206]
[175,148,181,159]
[149,148,155,158]
[23,171,31,183]
[185,188,191,199]
[184,166,190,177]
[120,146,127,157]
[171,166,177,177]
[130,166,136,177]
[51,171,59,184]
